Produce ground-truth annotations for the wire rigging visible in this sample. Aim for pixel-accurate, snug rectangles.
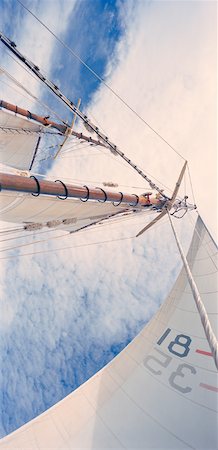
[0,33,169,197]
[0,31,191,201]
[0,213,170,260]
[17,0,185,162]
[1,48,69,126]
[0,7,199,246]
[0,235,133,260]
[0,208,167,252]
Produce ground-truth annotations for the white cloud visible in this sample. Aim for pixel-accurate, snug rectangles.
[0,0,216,438]
[84,0,216,237]
[0,0,77,110]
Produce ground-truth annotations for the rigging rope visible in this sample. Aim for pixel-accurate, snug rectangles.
[0,214,171,261]
[17,0,185,162]
[168,212,218,370]
[0,209,133,252]
[0,234,134,260]
[0,227,63,242]
[0,126,60,136]
[0,34,167,197]
[0,213,169,253]
[0,32,187,200]
[0,52,68,127]
[0,226,24,234]
[187,164,197,207]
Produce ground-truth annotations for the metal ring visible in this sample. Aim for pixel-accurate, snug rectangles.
[129,194,139,207]
[112,192,123,206]
[80,185,90,202]
[30,175,40,197]
[95,187,107,203]
[55,179,68,200]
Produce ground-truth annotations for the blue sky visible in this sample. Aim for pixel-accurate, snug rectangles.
[0,0,124,119]
[0,0,216,439]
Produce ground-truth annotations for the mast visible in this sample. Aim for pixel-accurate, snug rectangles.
[0,172,162,208]
[0,32,168,199]
[0,100,107,148]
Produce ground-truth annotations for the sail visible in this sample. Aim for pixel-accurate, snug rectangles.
[0,109,45,170]
[0,215,217,449]
[0,189,131,232]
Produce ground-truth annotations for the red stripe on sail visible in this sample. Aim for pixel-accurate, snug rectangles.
[199,383,218,392]
[196,349,212,356]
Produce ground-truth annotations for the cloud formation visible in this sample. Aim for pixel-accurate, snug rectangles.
[0,0,216,438]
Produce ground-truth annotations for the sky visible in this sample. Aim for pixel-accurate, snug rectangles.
[0,0,217,438]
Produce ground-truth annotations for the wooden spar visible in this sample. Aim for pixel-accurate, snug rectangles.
[0,172,163,208]
[54,98,81,159]
[71,98,81,130]
[136,161,188,237]
[29,136,41,170]
[0,33,168,197]
[0,100,107,148]
[0,100,66,132]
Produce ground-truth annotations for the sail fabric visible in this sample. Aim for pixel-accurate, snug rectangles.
[0,110,43,170]
[0,190,131,232]
[0,215,217,449]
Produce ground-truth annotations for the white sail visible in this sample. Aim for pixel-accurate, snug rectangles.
[0,215,217,449]
[0,189,140,233]
[0,109,44,170]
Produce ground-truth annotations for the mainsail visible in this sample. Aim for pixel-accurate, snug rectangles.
[0,216,217,449]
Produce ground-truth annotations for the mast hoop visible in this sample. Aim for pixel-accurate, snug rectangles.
[30,175,40,197]
[96,187,107,203]
[112,192,123,206]
[80,185,90,202]
[54,179,68,200]
[129,194,139,207]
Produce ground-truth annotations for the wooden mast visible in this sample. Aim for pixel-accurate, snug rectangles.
[0,100,107,148]
[0,172,163,208]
